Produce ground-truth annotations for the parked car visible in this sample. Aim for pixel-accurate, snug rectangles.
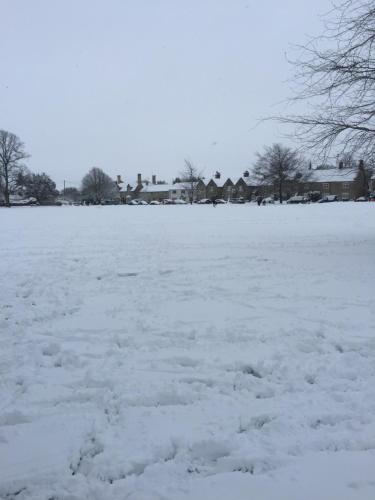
[128,199,147,205]
[355,196,368,202]
[262,197,275,205]
[172,199,187,204]
[162,199,174,204]
[318,195,338,203]
[9,197,38,206]
[215,199,227,204]
[306,191,321,203]
[286,195,308,204]
[149,200,161,205]
[101,199,120,205]
[197,198,212,204]
[230,198,245,204]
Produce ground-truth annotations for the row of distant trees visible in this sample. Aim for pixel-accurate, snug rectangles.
[0,130,120,206]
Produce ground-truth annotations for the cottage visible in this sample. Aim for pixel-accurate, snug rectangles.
[307,167,358,201]
[119,174,191,203]
[205,172,227,200]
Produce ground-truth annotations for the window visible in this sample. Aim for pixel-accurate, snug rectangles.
[172,190,176,194]
[323,183,329,192]
[343,182,349,189]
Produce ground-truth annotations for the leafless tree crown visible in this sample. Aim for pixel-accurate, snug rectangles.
[0,130,30,206]
[180,159,202,203]
[81,167,116,203]
[276,0,375,160]
[252,143,310,203]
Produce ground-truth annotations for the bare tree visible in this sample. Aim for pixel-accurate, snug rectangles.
[0,130,30,207]
[180,159,202,204]
[252,144,310,203]
[81,167,116,203]
[275,0,375,160]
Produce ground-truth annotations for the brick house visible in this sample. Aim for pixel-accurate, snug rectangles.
[194,179,206,201]
[119,174,190,203]
[306,167,358,200]
[233,171,257,200]
[118,165,367,204]
[220,179,235,200]
[205,172,227,200]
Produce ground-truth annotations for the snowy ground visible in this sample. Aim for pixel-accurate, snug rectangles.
[0,203,374,500]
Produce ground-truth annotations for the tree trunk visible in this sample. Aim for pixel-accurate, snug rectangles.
[4,165,10,207]
[279,182,283,204]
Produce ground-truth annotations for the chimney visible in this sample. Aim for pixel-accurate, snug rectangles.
[214,171,221,179]
[243,170,249,178]
[117,174,123,184]
[137,173,142,185]
[338,161,343,170]
[152,175,156,185]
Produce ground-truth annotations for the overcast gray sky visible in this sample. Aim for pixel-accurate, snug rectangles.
[1,0,331,188]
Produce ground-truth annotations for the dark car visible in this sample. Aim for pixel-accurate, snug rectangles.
[230,198,245,204]
[318,195,338,203]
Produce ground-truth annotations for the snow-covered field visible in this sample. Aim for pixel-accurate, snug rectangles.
[1,203,374,500]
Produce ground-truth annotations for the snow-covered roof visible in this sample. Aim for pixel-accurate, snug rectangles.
[140,184,173,193]
[241,176,258,186]
[310,168,357,183]
[206,177,228,187]
[209,175,260,187]
[137,183,189,193]
[173,182,194,190]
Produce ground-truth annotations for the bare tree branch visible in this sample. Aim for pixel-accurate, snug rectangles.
[272,0,375,160]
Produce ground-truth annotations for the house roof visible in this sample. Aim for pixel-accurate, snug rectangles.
[206,177,227,187]
[135,182,189,193]
[139,184,174,193]
[310,168,357,183]
[240,176,257,186]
